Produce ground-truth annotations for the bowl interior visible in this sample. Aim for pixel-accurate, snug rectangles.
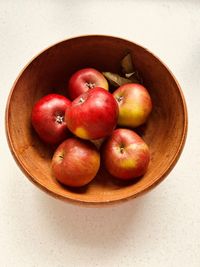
[6,35,187,204]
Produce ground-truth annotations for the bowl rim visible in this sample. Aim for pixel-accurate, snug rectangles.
[5,34,188,206]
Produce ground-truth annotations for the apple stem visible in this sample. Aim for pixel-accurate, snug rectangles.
[120,147,124,153]
[117,96,123,103]
[79,97,84,103]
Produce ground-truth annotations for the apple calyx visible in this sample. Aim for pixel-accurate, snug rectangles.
[86,82,95,89]
[55,114,64,124]
[120,146,124,154]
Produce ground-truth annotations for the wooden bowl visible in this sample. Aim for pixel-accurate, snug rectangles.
[5,35,187,205]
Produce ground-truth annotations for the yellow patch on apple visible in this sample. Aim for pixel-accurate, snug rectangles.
[120,158,136,169]
[75,127,90,139]
[118,105,145,127]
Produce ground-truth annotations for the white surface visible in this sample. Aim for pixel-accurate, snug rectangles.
[0,1,199,266]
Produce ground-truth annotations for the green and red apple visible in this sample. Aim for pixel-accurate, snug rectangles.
[65,87,119,140]
[102,128,150,180]
[52,137,100,187]
[113,83,152,128]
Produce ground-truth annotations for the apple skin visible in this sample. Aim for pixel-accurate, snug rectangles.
[102,128,150,180]
[68,68,109,100]
[31,94,71,145]
[65,87,119,140]
[52,137,100,187]
[113,83,152,128]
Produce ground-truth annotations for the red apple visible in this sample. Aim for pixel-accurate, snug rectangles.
[65,87,119,140]
[52,137,100,187]
[113,83,152,128]
[102,128,150,180]
[31,94,71,144]
[68,68,109,100]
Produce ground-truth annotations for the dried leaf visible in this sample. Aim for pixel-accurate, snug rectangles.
[121,53,143,84]
[129,70,143,84]
[91,138,105,150]
[121,53,134,74]
[124,72,141,83]
[126,74,139,83]
[103,72,133,87]
[125,72,135,78]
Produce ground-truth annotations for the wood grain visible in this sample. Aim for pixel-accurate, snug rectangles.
[5,35,188,205]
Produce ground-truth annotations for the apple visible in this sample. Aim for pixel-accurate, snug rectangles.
[68,68,109,100]
[52,137,100,187]
[65,87,119,140]
[31,94,71,144]
[102,128,150,180]
[113,83,152,128]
